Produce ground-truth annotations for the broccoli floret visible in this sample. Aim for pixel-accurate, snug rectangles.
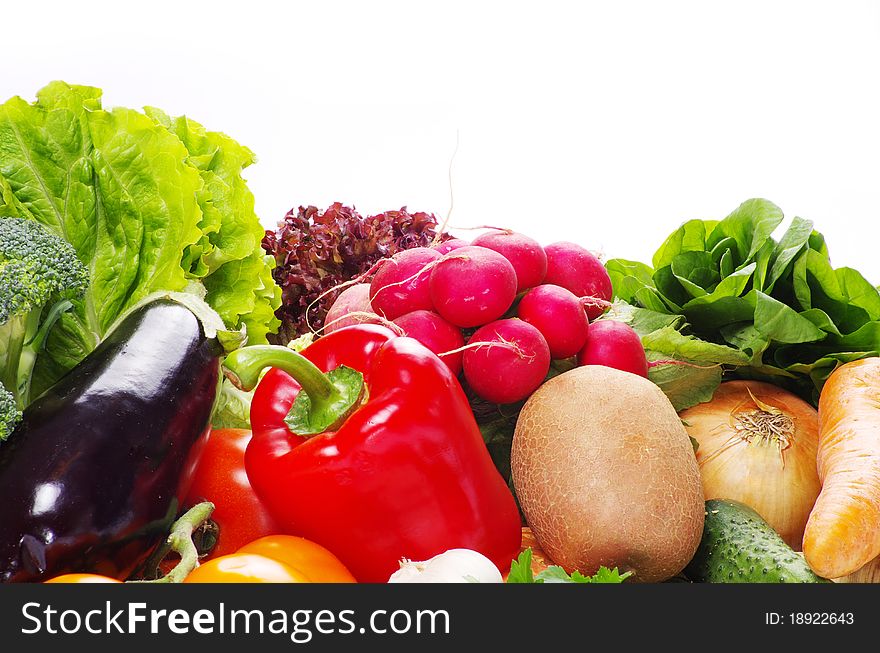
[1,217,89,413]
[0,384,19,441]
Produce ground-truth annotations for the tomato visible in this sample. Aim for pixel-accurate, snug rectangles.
[184,536,356,583]
[237,535,356,583]
[184,428,277,558]
[44,574,122,584]
[184,554,310,583]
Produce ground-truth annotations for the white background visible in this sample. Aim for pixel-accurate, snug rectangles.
[4,0,880,281]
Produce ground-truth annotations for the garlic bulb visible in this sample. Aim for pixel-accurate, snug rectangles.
[387,549,503,583]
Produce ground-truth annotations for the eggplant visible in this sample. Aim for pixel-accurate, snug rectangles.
[0,298,222,582]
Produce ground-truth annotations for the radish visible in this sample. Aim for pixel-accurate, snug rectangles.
[543,242,613,321]
[324,283,382,333]
[463,319,551,404]
[393,310,466,375]
[577,320,648,378]
[434,238,470,254]
[517,284,589,359]
[472,229,547,292]
[369,247,441,320]
[429,246,518,328]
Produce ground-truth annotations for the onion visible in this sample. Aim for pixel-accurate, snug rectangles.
[679,380,821,550]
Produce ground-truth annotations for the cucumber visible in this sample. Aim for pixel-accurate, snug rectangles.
[685,499,828,583]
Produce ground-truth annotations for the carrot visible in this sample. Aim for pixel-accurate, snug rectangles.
[836,556,880,583]
[803,358,880,578]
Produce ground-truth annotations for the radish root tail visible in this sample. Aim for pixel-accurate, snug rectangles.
[304,258,390,335]
[318,311,405,337]
[431,129,460,246]
[438,337,534,362]
[368,255,469,308]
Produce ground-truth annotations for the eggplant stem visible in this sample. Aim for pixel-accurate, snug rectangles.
[131,502,215,584]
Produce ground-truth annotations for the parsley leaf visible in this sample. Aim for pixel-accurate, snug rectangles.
[505,549,632,583]
[505,548,536,583]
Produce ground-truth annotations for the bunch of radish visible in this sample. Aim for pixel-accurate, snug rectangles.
[324,229,649,405]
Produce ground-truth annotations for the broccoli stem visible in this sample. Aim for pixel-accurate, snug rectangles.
[14,313,41,409]
[0,314,28,409]
[0,306,56,410]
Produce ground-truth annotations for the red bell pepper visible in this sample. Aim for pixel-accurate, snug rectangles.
[222,324,522,582]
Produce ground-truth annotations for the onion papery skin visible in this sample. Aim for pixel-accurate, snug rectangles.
[679,380,821,551]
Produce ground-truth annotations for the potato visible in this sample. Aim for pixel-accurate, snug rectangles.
[510,365,704,582]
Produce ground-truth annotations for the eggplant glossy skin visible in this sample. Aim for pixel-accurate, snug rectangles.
[0,299,222,582]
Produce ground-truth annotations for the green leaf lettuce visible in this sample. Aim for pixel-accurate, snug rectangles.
[0,82,280,395]
[606,198,880,409]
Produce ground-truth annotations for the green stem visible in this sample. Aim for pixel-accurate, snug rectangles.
[133,502,215,584]
[222,345,365,437]
[223,345,338,406]
[0,316,25,407]
[16,300,73,408]
[223,345,364,437]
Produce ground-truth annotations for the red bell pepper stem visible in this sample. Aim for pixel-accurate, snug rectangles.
[224,345,336,396]
[222,345,363,437]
